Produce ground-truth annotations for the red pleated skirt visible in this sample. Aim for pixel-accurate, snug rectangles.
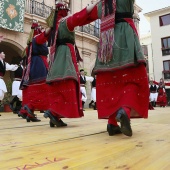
[47,79,83,118]
[22,82,49,111]
[157,89,167,107]
[96,64,149,119]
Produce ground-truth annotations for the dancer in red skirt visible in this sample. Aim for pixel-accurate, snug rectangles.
[87,0,149,137]
[154,78,170,107]
[19,22,51,122]
[43,1,100,127]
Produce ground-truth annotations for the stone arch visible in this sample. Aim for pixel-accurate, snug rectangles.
[0,38,24,82]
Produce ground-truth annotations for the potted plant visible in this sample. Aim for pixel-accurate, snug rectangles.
[1,80,13,112]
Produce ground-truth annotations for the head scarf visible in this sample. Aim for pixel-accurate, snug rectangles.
[27,21,42,45]
[48,2,69,47]
[98,0,116,63]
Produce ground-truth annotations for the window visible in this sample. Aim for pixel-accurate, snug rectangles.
[160,14,170,26]
[163,60,170,70]
[163,60,170,79]
[161,37,170,56]
[94,19,101,37]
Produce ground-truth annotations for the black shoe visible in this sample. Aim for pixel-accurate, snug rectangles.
[24,105,35,117]
[18,112,27,119]
[57,119,67,127]
[15,101,22,113]
[89,103,92,108]
[26,116,41,122]
[13,110,18,114]
[49,119,67,127]
[116,108,132,137]
[44,110,67,127]
[107,124,122,136]
[9,96,19,111]
[9,103,14,111]
[93,102,97,110]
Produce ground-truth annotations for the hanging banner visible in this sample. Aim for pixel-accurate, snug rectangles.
[0,0,25,32]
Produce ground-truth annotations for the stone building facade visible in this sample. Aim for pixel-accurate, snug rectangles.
[0,0,142,107]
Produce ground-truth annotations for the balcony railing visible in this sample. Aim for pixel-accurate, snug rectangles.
[24,1,99,38]
[25,0,52,18]
[76,24,100,38]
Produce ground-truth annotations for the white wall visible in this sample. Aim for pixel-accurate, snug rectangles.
[149,9,170,82]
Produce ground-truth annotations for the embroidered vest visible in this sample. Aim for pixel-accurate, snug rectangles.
[80,76,86,84]
[0,60,6,76]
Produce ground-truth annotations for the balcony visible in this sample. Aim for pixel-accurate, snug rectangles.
[24,0,99,38]
[25,0,52,18]
[76,24,100,38]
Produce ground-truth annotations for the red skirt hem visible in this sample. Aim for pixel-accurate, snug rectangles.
[96,64,149,119]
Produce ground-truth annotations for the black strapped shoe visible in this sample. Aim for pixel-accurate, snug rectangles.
[49,119,67,127]
[115,108,132,137]
[26,116,41,122]
[107,124,122,136]
[23,105,35,117]
[44,110,67,127]
[18,112,27,119]
[9,96,19,112]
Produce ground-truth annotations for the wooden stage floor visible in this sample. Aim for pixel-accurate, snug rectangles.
[0,107,170,170]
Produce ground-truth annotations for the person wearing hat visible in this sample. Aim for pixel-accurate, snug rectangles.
[43,0,100,127]
[18,21,52,122]
[0,49,18,114]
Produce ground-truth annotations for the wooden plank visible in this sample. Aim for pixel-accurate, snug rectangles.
[0,108,170,170]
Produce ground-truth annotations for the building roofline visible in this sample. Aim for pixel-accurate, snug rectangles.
[144,6,170,17]
[135,3,142,12]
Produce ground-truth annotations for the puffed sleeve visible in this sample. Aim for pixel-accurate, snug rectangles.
[165,82,170,86]
[88,2,102,21]
[67,8,89,31]
[5,63,18,71]
[67,2,102,31]
[153,81,158,85]
[35,32,49,45]
[85,76,94,82]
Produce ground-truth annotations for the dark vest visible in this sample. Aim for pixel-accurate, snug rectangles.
[0,60,6,76]
[92,78,96,87]
[150,85,157,92]
[14,66,23,79]
[80,76,86,84]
